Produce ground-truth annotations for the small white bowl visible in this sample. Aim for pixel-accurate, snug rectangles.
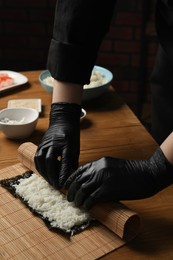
[0,108,39,139]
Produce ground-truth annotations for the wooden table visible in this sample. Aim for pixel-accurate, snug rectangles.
[1,70,173,259]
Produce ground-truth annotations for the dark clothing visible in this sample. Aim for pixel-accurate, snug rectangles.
[150,45,173,144]
[47,0,173,144]
[47,0,117,85]
[150,0,173,144]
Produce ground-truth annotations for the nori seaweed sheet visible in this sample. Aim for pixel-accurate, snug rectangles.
[0,171,93,236]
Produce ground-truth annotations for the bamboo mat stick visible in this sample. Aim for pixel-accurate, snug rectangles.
[18,142,38,174]
[90,202,140,240]
[18,142,140,241]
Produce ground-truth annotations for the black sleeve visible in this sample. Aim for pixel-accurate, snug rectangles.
[155,0,173,66]
[47,0,117,85]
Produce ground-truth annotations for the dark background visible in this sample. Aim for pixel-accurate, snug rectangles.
[0,0,157,117]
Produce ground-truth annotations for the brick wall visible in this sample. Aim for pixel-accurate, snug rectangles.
[0,0,157,116]
[97,0,157,115]
[0,0,56,71]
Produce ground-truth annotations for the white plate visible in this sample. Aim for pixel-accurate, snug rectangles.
[8,99,42,113]
[0,70,28,93]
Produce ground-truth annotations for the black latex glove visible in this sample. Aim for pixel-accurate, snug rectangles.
[34,102,81,189]
[65,148,173,210]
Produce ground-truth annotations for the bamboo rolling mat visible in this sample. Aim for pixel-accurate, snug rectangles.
[0,142,140,260]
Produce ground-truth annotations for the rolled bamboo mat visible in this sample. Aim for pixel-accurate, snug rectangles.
[0,142,141,259]
[18,142,140,241]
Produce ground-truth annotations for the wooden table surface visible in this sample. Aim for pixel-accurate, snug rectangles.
[1,70,173,259]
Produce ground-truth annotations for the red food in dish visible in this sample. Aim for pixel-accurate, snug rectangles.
[0,73,14,89]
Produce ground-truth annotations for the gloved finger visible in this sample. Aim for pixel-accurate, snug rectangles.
[83,188,107,210]
[67,181,81,202]
[45,146,61,188]
[73,176,100,207]
[64,170,78,189]
[71,152,79,172]
[58,145,71,188]
[64,162,93,189]
[34,147,48,181]
[74,187,87,207]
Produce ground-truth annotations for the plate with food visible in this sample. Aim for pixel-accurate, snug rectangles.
[0,70,28,93]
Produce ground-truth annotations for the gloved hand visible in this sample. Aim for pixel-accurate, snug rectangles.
[34,102,81,189]
[65,148,173,210]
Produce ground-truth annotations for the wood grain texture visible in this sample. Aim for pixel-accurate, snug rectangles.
[1,70,173,259]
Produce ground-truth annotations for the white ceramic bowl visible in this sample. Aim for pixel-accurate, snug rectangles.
[0,108,39,139]
[39,69,54,94]
[39,65,113,101]
[82,65,113,101]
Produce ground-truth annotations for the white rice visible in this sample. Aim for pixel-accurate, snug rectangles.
[43,76,54,86]
[13,173,90,232]
[83,71,107,88]
[0,117,25,125]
